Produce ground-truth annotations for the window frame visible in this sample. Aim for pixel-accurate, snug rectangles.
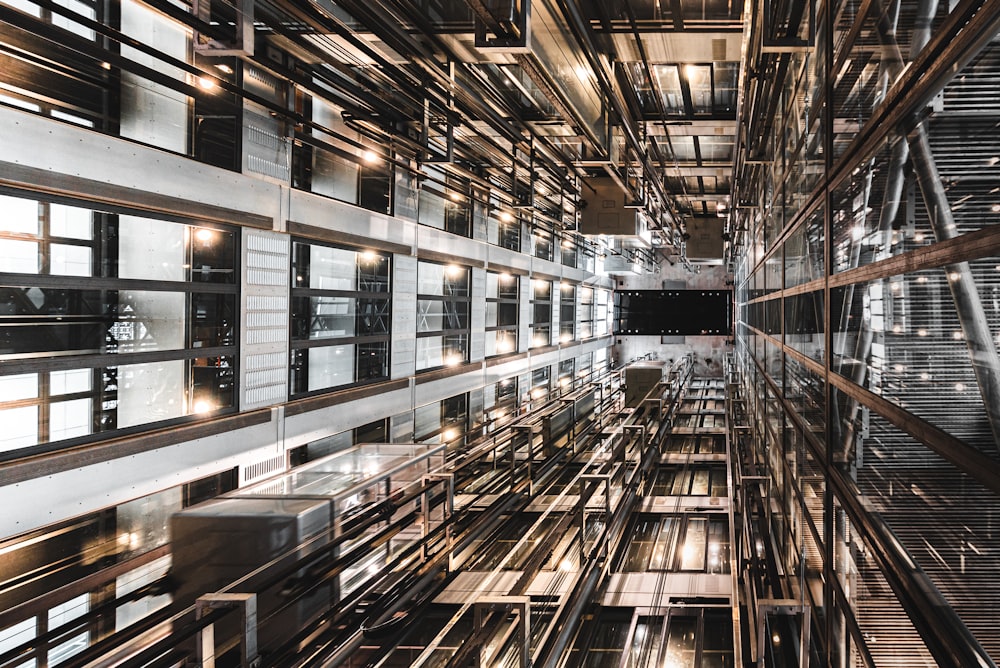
[288,238,392,397]
[415,260,471,371]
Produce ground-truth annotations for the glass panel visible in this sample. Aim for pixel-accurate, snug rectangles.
[306,343,356,391]
[119,0,189,154]
[625,617,663,668]
[417,299,469,333]
[685,64,712,113]
[116,555,171,630]
[416,334,467,370]
[0,618,35,666]
[664,616,697,668]
[832,260,1000,459]
[654,64,684,114]
[784,290,824,362]
[680,518,707,570]
[0,405,38,452]
[306,245,361,290]
[784,209,824,289]
[48,593,89,665]
[0,239,39,273]
[842,409,1000,662]
[529,0,604,146]
[0,373,38,401]
[49,398,91,441]
[417,262,469,296]
[698,134,734,162]
[784,356,825,444]
[486,330,516,356]
[0,195,39,234]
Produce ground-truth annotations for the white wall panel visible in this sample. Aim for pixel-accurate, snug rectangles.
[281,383,414,448]
[0,107,283,222]
[287,189,416,249]
[0,417,281,537]
[416,226,488,265]
[392,254,417,379]
[488,244,532,273]
[470,267,486,362]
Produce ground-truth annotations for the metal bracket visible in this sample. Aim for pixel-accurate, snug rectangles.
[579,473,612,561]
[474,596,531,667]
[512,423,539,495]
[756,599,811,668]
[196,593,259,668]
[423,473,455,568]
[760,0,814,53]
[192,0,254,56]
[623,424,647,452]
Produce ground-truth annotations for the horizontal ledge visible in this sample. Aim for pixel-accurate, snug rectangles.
[0,162,273,229]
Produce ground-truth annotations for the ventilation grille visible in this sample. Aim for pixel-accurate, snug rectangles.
[244,296,287,345]
[245,65,283,100]
[243,109,290,183]
[241,454,285,485]
[712,38,727,61]
[242,230,288,410]
[246,233,288,286]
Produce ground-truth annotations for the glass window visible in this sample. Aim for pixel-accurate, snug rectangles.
[0,617,35,666]
[557,358,575,391]
[486,376,518,431]
[486,271,519,357]
[48,593,89,664]
[0,196,238,457]
[416,261,470,370]
[417,165,471,237]
[414,392,468,444]
[530,279,552,348]
[289,241,391,396]
[560,235,578,268]
[559,282,576,343]
[532,227,554,260]
[527,365,551,403]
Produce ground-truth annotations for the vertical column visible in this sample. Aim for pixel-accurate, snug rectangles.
[240,228,289,410]
[470,266,487,362]
[518,274,531,353]
[392,254,418,380]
